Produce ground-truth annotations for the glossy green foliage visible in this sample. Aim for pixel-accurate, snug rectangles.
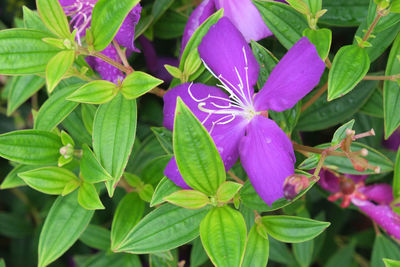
[79,224,111,251]
[319,0,369,26]
[67,80,118,104]
[77,182,104,210]
[80,144,112,183]
[173,98,225,195]
[121,71,163,100]
[303,28,332,60]
[164,190,210,209]
[200,206,247,267]
[150,176,180,207]
[242,225,269,267]
[36,0,71,38]
[46,50,75,93]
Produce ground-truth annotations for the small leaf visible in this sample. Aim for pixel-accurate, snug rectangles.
[164,190,210,209]
[35,83,83,131]
[0,130,62,165]
[111,193,145,251]
[67,80,118,104]
[328,45,370,101]
[114,204,208,254]
[174,98,226,195]
[81,144,113,183]
[138,184,154,202]
[18,167,79,195]
[0,165,35,189]
[331,119,355,146]
[200,206,247,267]
[93,94,137,196]
[216,181,242,203]
[38,192,94,267]
[242,225,269,267]
[121,71,163,100]
[78,182,105,210]
[150,176,180,207]
[46,50,75,93]
[384,259,400,267]
[36,0,71,38]
[91,0,140,51]
[151,127,173,154]
[261,215,330,243]
[60,131,75,146]
[303,28,332,60]
[184,49,202,77]
[164,64,182,79]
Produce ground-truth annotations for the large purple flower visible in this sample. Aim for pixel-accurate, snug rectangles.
[181,0,277,53]
[59,0,141,83]
[163,18,325,205]
[318,169,400,240]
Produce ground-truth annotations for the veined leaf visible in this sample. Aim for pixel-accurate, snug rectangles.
[36,0,71,38]
[121,71,163,100]
[46,50,75,93]
[78,182,105,210]
[242,225,269,267]
[150,176,180,207]
[67,80,118,104]
[80,144,112,184]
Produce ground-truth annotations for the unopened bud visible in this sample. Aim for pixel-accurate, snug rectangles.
[283,174,310,200]
[59,144,74,159]
[340,178,355,195]
[360,148,368,156]
[346,129,355,136]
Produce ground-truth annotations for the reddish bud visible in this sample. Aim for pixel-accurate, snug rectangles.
[283,174,310,200]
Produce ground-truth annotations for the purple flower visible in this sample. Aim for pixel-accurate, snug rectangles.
[163,18,325,205]
[181,0,276,53]
[383,127,400,151]
[59,0,141,83]
[318,169,400,240]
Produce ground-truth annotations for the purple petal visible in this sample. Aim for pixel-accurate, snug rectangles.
[383,127,400,151]
[214,0,272,42]
[352,199,400,240]
[345,174,368,184]
[239,115,295,205]
[181,0,215,54]
[85,45,125,84]
[359,184,394,205]
[59,0,75,7]
[317,169,340,193]
[198,17,259,104]
[114,4,141,52]
[254,37,325,112]
[164,157,191,189]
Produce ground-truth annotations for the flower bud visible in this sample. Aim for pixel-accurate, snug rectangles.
[283,174,310,200]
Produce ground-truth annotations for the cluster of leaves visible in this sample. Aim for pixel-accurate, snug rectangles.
[0,0,399,266]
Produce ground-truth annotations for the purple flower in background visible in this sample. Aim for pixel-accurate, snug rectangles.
[383,127,400,151]
[59,0,141,83]
[318,169,400,240]
[181,0,278,53]
[163,18,325,205]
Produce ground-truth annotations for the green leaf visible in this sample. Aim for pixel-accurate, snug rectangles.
[394,148,400,199]
[93,94,137,197]
[81,252,141,267]
[319,0,369,26]
[242,225,269,267]
[200,206,247,267]
[164,190,210,209]
[360,89,384,117]
[174,98,225,195]
[0,212,33,238]
[81,104,97,135]
[38,192,94,267]
[250,40,279,89]
[384,259,400,267]
[91,0,140,51]
[154,10,188,39]
[1,165,38,189]
[302,28,332,60]
[151,127,173,154]
[261,215,330,243]
[190,238,209,267]
[293,240,314,267]
[35,83,83,131]
[297,79,377,131]
[78,182,105,210]
[0,258,4,267]
[139,184,154,202]
[46,50,75,93]
[18,166,79,195]
[36,0,70,38]
[0,130,62,165]
[80,144,112,183]
[152,0,175,23]
[325,241,356,267]
[384,34,400,138]
[0,29,61,75]
[216,181,242,203]
[114,204,208,254]
[62,107,92,145]
[111,193,145,251]
[328,45,370,101]
[7,75,45,115]
[121,71,163,100]
[150,176,180,207]
[331,119,355,146]
[253,0,309,49]
[371,235,400,267]
[79,224,111,251]
[67,80,118,104]
[23,6,50,33]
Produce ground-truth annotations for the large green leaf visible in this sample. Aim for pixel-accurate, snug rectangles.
[36,0,71,38]
[93,94,137,196]
[173,98,225,195]
[7,75,45,115]
[79,224,111,251]
[0,130,62,165]
[91,0,140,51]
[38,192,94,267]
[35,83,83,131]
[80,144,112,184]
[261,215,330,243]
[253,0,308,49]
[371,235,400,267]
[242,224,269,267]
[114,204,208,254]
[0,29,60,74]
[293,240,314,267]
[22,6,51,33]
[46,50,75,93]
[111,193,145,250]
[328,45,370,101]
[78,252,141,267]
[200,206,247,267]
[319,0,369,26]
[384,34,400,138]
